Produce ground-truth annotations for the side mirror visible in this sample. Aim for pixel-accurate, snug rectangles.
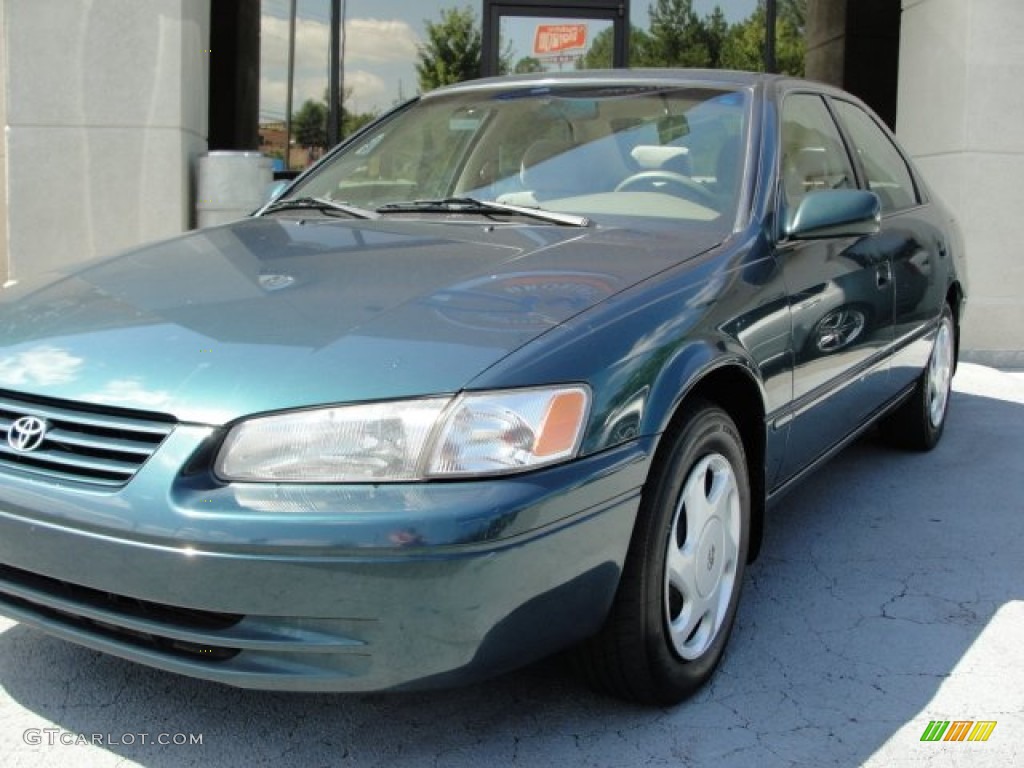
[785,189,881,240]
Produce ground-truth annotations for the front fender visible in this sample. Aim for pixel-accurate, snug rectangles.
[466,241,777,457]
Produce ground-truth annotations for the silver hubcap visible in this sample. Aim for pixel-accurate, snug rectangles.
[664,453,741,660]
[927,318,954,428]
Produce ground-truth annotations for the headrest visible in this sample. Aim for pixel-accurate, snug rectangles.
[520,139,575,189]
[630,145,690,170]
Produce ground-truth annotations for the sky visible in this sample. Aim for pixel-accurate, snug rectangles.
[259,0,760,121]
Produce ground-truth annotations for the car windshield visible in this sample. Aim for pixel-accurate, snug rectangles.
[283,82,750,228]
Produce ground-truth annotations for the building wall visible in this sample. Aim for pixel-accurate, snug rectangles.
[805,0,900,129]
[0,1,8,285]
[1,0,210,281]
[898,0,1024,365]
[805,1,847,96]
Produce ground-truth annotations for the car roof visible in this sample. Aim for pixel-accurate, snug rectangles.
[425,69,875,119]
[426,68,779,99]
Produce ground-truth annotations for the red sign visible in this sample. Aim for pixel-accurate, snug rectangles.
[533,24,588,56]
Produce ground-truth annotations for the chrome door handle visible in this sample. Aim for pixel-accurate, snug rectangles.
[876,263,892,288]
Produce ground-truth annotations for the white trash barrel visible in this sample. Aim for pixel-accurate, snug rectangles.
[196,151,273,228]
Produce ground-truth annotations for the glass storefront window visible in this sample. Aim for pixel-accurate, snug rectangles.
[625,0,803,74]
[500,16,615,73]
[259,0,331,171]
[256,1,798,170]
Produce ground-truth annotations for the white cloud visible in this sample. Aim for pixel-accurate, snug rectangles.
[0,346,83,387]
[260,15,420,120]
[343,69,390,114]
[260,15,330,119]
[261,14,330,76]
[82,379,172,410]
[345,18,420,64]
[259,78,327,121]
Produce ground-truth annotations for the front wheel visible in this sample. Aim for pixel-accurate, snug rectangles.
[574,400,750,705]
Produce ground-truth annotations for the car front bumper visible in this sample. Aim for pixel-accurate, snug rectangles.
[0,428,651,691]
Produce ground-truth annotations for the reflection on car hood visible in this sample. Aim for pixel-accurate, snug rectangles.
[0,217,720,423]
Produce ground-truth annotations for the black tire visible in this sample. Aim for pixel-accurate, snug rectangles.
[880,304,956,451]
[574,400,750,705]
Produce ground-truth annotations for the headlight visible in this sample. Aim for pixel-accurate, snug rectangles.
[214,386,590,483]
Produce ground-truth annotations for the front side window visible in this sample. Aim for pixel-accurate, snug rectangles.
[284,84,751,227]
[832,100,918,213]
[779,93,856,219]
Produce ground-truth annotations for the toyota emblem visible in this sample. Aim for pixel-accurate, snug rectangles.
[7,415,48,453]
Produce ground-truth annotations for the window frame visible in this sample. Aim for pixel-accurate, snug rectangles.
[826,96,925,214]
[775,89,861,234]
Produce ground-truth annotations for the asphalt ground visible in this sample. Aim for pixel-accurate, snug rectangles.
[2,362,1022,768]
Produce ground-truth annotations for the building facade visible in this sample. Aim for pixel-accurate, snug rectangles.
[896,0,1024,365]
[0,0,210,280]
[1,0,1021,363]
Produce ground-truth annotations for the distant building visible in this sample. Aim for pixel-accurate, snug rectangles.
[257,121,320,171]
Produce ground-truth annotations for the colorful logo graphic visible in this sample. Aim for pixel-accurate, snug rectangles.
[920,720,997,742]
[533,24,588,55]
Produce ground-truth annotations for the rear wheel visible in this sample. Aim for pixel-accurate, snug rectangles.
[574,400,750,705]
[881,304,956,450]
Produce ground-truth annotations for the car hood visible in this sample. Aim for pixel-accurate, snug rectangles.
[0,216,720,424]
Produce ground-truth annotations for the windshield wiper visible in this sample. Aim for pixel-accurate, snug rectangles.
[376,197,589,227]
[260,196,378,219]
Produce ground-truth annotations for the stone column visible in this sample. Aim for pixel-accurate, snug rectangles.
[898,0,1024,364]
[2,0,210,280]
[0,2,9,284]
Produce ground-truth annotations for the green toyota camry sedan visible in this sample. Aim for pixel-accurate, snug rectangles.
[0,70,966,705]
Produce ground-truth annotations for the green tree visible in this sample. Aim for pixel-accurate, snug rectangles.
[293,89,377,151]
[646,0,710,67]
[292,99,327,149]
[720,12,762,71]
[703,6,729,69]
[776,0,807,74]
[780,0,807,32]
[579,25,654,69]
[416,7,481,91]
[721,0,806,75]
[495,40,517,75]
[513,56,545,74]
[343,109,376,136]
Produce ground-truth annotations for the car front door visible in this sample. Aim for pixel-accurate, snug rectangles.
[775,92,896,482]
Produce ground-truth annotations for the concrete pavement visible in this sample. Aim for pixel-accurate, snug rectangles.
[2,363,1022,767]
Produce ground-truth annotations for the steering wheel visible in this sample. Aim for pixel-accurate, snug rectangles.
[615,170,718,208]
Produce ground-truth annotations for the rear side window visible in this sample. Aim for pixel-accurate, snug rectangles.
[780,93,856,215]
[833,100,919,213]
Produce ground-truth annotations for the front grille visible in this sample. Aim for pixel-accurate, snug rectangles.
[0,563,243,662]
[0,390,175,488]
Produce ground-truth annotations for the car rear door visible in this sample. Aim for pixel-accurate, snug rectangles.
[829,97,950,394]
